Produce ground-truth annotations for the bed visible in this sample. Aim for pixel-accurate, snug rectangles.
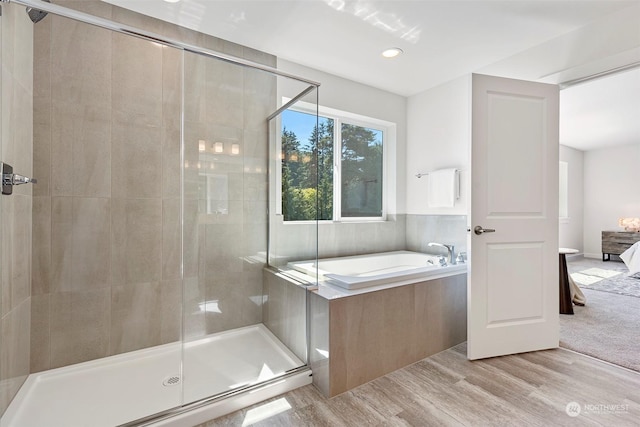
[620,241,640,276]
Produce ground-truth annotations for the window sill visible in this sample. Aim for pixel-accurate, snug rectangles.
[281,219,390,225]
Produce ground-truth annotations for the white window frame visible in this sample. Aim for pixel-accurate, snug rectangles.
[277,99,395,223]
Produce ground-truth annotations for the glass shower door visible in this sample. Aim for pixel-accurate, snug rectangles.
[180,50,316,404]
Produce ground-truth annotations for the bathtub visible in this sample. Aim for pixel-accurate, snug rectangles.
[289,250,467,290]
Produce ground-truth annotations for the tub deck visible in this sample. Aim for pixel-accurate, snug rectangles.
[289,250,467,292]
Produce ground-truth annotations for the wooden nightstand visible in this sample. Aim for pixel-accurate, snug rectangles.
[602,231,640,261]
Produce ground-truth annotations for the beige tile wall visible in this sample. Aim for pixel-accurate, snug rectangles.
[309,273,468,397]
[263,269,307,361]
[0,2,33,415]
[31,0,276,372]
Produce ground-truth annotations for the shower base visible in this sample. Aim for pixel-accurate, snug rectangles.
[2,324,310,427]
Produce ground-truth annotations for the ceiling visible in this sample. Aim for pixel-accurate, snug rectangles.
[560,68,640,151]
[104,0,640,151]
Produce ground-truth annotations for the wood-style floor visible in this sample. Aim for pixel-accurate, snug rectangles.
[198,343,640,426]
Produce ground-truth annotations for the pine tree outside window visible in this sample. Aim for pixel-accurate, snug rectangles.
[280,107,389,222]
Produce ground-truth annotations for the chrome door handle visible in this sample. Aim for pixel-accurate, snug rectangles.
[474,226,495,235]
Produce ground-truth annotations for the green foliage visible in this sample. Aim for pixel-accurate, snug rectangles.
[281,113,383,221]
[341,124,383,217]
[281,120,334,221]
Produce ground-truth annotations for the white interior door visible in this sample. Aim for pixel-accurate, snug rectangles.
[468,73,559,360]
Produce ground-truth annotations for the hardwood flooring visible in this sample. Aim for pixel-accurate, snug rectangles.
[198,343,640,426]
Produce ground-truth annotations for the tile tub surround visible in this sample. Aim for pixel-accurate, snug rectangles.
[406,214,468,258]
[1,1,34,416]
[269,215,407,267]
[263,269,307,362]
[268,214,467,269]
[309,273,467,397]
[31,0,276,371]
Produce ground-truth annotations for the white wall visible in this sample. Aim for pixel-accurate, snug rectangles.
[583,143,640,258]
[406,75,471,215]
[559,145,584,251]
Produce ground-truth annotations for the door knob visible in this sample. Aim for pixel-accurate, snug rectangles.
[474,226,495,235]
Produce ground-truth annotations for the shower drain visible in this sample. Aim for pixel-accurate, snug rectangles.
[162,375,182,387]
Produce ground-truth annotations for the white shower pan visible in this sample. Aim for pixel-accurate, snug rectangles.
[2,325,309,427]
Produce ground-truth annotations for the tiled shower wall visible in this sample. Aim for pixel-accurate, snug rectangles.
[0,2,33,414]
[31,0,275,371]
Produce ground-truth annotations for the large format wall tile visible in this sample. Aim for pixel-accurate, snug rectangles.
[311,273,468,397]
[263,269,306,362]
[29,294,50,373]
[162,199,181,281]
[1,198,13,318]
[111,282,162,354]
[111,198,162,285]
[0,298,31,415]
[50,197,111,292]
[160,280,182,344]
[71,197,111,288]
[30,0,276,375]
[112,34,162,119]
[111,111,162,199]
[406,214,468,257]
[10,195,31,309]
[50,197,73,292]
[50,10,111,197]
[49,289,110,368]
[1,3,33,416]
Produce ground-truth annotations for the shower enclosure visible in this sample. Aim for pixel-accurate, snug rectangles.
[0,0,319,425]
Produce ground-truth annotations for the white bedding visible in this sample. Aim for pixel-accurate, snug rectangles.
[620,241,640,275]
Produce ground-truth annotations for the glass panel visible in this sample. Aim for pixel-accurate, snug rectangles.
[182,54,312,405]
[281,110,333,221]
[268,84,319,273]
[4,10,184,426]
[341,124,384,217]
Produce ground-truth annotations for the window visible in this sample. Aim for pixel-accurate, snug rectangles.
[280,107,389,222]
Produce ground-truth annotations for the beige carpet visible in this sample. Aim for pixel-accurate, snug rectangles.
[559,288,640,372]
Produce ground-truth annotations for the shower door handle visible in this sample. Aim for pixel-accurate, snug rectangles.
[474,226,495,235]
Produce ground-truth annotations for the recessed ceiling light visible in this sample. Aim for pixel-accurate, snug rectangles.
[381,48,403,58]
[164,0,181,3]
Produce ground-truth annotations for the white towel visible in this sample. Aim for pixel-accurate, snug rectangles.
[427,168,457,208]
[620,241,640,275]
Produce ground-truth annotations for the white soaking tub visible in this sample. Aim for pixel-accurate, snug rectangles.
[289,250,466,290]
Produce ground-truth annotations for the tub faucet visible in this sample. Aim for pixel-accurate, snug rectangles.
[427,242,456,265]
